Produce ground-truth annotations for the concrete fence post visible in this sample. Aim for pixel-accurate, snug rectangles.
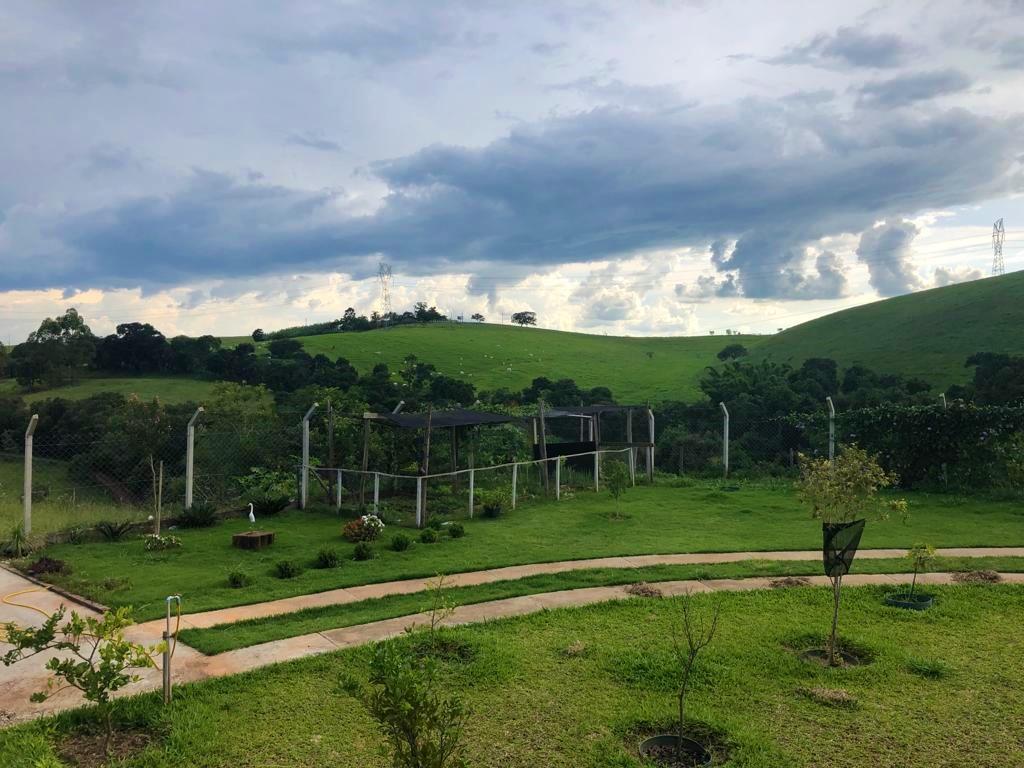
[511,463,518,509]
[184,406,204,510]
[719,402,730,479]
[415,477,423,528]
[23,414,38,535]
[826,396,836,462]
[300,403,319,510]
[468,468,475,518]
[554,457,561,500]
[335,469,343,511]
[373,472,380,513]
[593,450,600,491]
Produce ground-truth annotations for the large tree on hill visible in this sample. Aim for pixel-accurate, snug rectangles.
[511,311,536,327]
[10,308,96,388]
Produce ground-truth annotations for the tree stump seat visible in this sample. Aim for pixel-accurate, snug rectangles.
[232,530,275,550]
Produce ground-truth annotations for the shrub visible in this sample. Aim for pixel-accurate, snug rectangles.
[250,495,291,516]
[447,523,465,539]
[477,488,509,518]
[144,533,182,552]
[419,528,439,544]
[353,542,375,561]
[905,543,937,597]
[603,459,631,518]
[25,557,70,576]
[343,514,386,542]
[427,517,445,531]
[1,607,160,758]
[96,520,134,542]
[65,527,87,545]
[341,641,468,768]
[227,570,251,588]
[315,548,341,569]
[1,522,35,557]
[390,533,412,552]
[179,501,218,529]
[273,560,303,579]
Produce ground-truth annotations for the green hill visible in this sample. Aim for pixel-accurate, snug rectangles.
[258,324,762,403]
[0,375,222,405]
[750,273,1024,391]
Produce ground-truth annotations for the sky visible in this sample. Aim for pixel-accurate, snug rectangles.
[1,0,1023,343]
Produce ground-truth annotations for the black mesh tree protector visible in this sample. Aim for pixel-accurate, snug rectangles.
[822,519,866,578]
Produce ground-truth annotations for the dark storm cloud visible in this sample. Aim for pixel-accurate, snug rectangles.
[7,99,1023,298]
[856,69,973,107]
[856,219,922,296]
[767,26,915,69]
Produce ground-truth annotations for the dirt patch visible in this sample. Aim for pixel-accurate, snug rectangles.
[769,576,811,589]
[643,740,710,767]
[625,582,664,598]
[57,728,155,768]
[797,686,858,707]
[25,556,71,576]
[628,720,733,767]
[952,570,1002,584]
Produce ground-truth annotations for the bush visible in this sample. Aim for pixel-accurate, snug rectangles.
[343,514,386,543]
[1,523,35,557]
[227,570,251,588]
[144,533,182,552]
[250,495,291,517]
[447,523,465,539]
[96,520,134,542]
[390,533,412,552]
[314,548,341,569]
[477,488,509,519]
[353,542,375,561]
[179,501,218,528]
[427,517,445,531]
[419,528,439,544]
[273,560,303,579]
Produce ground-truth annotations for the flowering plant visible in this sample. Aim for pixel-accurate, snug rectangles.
[343,514,386,542]
[144,533,182,551]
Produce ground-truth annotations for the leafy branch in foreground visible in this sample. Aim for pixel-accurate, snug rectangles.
[1,606,161,756]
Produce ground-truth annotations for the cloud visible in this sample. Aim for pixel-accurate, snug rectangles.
[530,42,566,56]
[934,265,983,286]
[287,133,343,152]
[5,97,1022,299]
[768,26,915,69]
[82,144,146,178]
[998,36,1024,69]
[856,69,973,107]
[856,219,923,296]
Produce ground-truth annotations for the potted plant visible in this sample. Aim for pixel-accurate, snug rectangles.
[796,445,906,666]
[638,592,719,767]
[885,543,936,610]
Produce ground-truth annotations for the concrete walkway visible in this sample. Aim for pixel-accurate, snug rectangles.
[2,558,1022,724]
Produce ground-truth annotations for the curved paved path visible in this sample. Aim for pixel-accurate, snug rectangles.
[2,556,1022,723]
[134,546,1024,632]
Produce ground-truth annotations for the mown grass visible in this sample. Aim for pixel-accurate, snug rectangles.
[27,482,1024,621]
[2,584,1022,767]
[181,555,1024,654]
[227,323,763,402]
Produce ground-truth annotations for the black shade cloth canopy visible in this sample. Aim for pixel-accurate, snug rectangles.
[366,408,515,430]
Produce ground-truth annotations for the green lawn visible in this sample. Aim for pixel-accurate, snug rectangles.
[227,323,763,402]
[0,375,221,405]
[3,584,1022,767]
[30,482,1024,621]
[181,555,1024,654]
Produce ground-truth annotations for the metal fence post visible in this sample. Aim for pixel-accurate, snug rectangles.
[23,414,38,535]
[468,468,475,518]
[300,403,319,510]
[719,402,729,479]
[184,406,204,510]
[826,396,836,462]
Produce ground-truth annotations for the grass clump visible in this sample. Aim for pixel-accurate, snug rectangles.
[272,560,303,579]
[390,533,412,552]
[314,548,341,569]
[353,542,375,561]
[227,570,252,589]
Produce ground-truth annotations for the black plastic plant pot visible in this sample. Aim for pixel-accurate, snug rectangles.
[884,592,934,611]
[638,734,712,767]
[822,519,866,578]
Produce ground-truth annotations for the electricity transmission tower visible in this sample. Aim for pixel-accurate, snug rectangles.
[377,262,393,327]
[992,218,1005,276]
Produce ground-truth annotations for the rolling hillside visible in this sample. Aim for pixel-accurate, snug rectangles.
[0,375,222,405]
[750,272,1024,390]
[228,324,763,403]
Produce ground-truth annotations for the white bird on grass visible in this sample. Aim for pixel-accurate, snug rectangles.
[248,503,256,527]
